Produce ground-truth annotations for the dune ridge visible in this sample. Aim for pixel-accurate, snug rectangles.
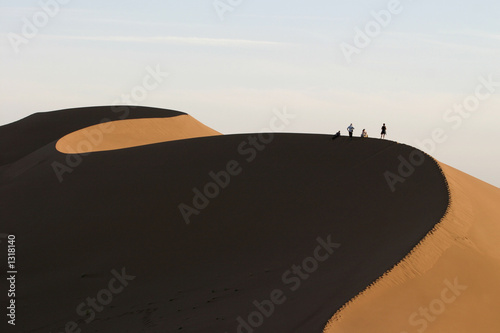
[1,131,449,332]
[1,107,466,332]
[324,159,500,333]
[0,106,185,165]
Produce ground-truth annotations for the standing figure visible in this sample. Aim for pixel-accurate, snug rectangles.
[347,123,355,138]
[381,123,387,139]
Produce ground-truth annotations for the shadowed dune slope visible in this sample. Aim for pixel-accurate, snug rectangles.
[0,109,449,332]
[324,163,500,333]
[0,106,184,166]
[56,115,221,154]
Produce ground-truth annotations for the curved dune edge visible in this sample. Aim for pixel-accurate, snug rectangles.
[324,161,500,333]
[56,115,221,154]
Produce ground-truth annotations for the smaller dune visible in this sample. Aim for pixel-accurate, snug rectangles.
[56,115,221,154]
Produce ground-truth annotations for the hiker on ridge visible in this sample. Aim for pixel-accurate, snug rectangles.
[381,123,387,139]
[347,124,354,138]
[361,129,368,138]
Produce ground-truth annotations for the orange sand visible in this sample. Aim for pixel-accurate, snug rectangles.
[324,162,500,333]
[56,115,221,154]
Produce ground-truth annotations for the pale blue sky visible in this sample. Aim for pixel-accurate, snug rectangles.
[1,0,499,186]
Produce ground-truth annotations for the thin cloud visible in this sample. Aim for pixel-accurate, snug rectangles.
[233,14,349,23]
[42,35,293,47]
[439,29,500,41]
[416,36,499,54]
[379,31,500,54]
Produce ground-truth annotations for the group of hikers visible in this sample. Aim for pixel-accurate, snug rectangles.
[332,123,387,140]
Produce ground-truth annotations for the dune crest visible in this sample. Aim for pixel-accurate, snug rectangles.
[56,115,221,154]
[324,162,500,333]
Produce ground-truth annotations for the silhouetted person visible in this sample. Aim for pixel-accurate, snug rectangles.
[381,123,387,139]
[347,124,354,139]
[332,130,341,140]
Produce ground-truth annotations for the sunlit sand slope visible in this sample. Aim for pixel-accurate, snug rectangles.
[56,115,221,153]
[324,162,500,333]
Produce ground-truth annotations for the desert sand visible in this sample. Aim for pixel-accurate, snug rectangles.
[56,115,221,154]
[0,106,185,165]
[324,163,500,333]
[1,106,497,332]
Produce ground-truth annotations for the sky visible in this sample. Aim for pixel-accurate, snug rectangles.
[1,0,499,187]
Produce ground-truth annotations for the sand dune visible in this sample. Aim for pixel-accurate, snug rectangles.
[2,106,496,332]
[324,163,500,333]
[56,115,221,153]
[0,106,185,165]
